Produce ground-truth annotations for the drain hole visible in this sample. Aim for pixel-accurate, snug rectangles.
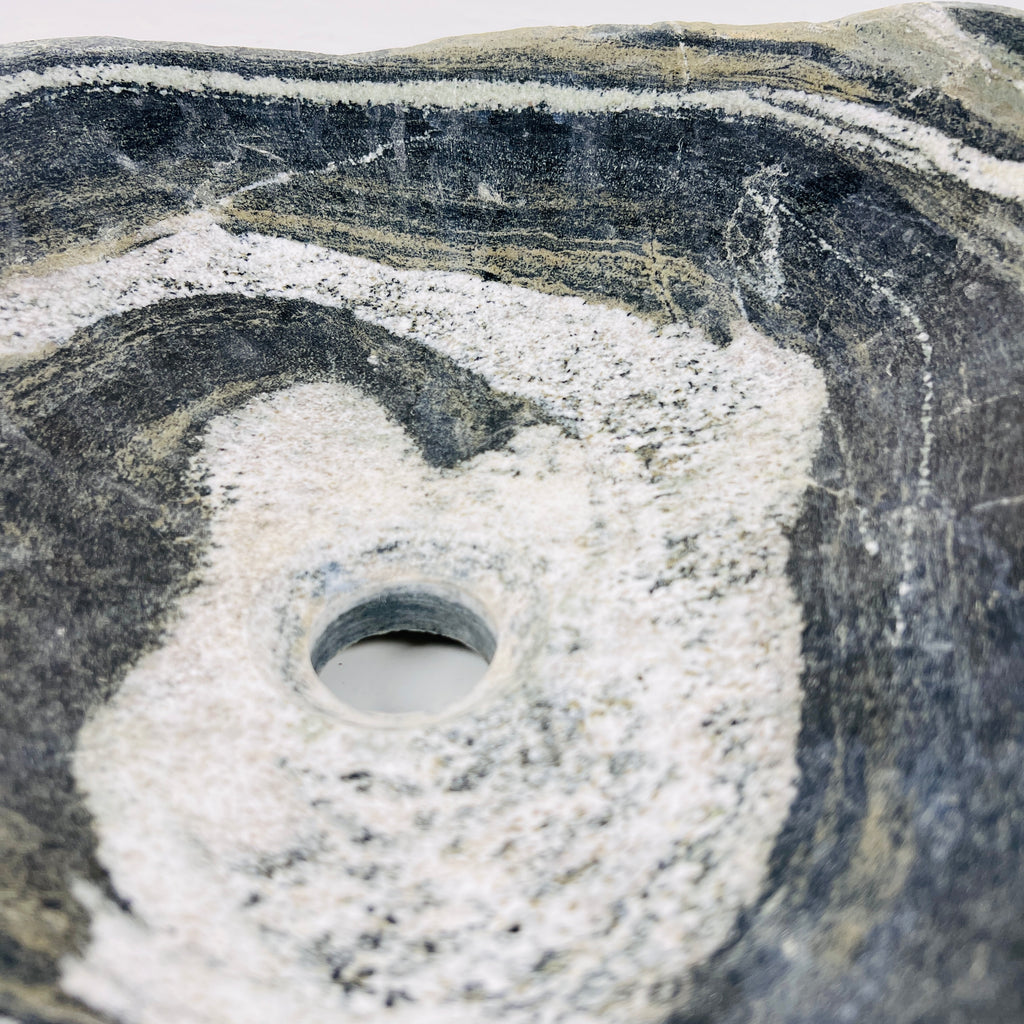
[312,591,495,715]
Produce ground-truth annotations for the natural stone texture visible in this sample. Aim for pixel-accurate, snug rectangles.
[0,5,1022,1022]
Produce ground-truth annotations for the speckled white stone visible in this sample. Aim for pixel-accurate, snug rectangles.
[12,219,833,1022]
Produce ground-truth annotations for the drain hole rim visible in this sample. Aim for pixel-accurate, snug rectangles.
[310,586,498,676]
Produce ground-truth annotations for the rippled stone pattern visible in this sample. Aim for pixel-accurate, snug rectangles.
[1,5,1023,1022]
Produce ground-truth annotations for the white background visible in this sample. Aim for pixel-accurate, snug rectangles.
[4,0,1024,55]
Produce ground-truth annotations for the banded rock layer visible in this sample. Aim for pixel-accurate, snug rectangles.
[1,5,1023,1023]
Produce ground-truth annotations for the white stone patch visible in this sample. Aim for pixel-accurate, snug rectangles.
[0,60,1021,200]
[23,224,830,1022]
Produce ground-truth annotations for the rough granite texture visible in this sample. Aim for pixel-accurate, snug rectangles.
[0,4,1023,1022]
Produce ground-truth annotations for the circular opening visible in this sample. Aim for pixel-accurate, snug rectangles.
[312,590,495,716]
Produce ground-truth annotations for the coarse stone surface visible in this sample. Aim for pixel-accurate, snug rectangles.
[0,5,1023,1023]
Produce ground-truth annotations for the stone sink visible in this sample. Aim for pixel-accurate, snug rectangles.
[1,5,1023,1021]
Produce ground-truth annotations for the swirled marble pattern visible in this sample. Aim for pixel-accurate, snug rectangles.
[1,5,1023,1023]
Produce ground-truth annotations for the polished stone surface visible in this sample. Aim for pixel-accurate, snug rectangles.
[1,5,1023,1022]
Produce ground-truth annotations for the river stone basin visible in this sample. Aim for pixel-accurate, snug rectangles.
[1,5,1023,1022]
